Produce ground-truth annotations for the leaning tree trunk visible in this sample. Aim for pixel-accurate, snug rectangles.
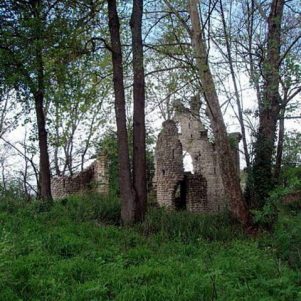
[188,0,251,226]
[248,0,284,207]
[107,0,136,224]
[130,0,147,222]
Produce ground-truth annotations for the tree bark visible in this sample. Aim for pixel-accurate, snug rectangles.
[130,0,147,222]
[219,0,250,169]
[107,0,136,224]
[34,90,52,201]
[248,0,284,207]
[33,0,52,201]
[188,0,251,226]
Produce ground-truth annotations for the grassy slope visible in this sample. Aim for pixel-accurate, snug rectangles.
[0,194,300,301]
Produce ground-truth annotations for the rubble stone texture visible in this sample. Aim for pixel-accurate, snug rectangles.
[51,154,109,199]
[154,120,184,210]
[154,96,241,213]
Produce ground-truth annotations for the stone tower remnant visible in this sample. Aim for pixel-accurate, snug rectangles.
[153,96,241,213]
[154,120,184,210]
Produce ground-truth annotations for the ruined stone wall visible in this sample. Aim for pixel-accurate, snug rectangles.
[154,120,184,209]
[154,96,241,213]
[185,173,208,212]
[174,103,227,212]
[93,155,109,195]
[51,154,109,199]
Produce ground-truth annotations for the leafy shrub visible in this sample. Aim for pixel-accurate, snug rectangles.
[279,166,301,191]
[252,168,301,230]
[0,184,28,213]
[258,208,301,271]
[251,201,278,230]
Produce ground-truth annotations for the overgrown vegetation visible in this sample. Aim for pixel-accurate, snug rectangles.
[0,191,300,300]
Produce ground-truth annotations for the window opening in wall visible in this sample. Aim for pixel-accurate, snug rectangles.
[183,151,194,174]
[174,180,187,210]
[162,169,165,176]
[176,122,182,134]
[172,149,174,159]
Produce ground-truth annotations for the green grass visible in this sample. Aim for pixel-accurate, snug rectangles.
[0,193,300,300]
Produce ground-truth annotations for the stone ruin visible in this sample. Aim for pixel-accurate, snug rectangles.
[51,154,109,199]
[153,96,241,213]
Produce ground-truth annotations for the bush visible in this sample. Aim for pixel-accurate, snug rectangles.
[0,184,28,213]
[258,208,301,271]
[251,201,278,230]
[279,166,301,191]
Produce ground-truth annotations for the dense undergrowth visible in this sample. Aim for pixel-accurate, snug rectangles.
[0,191,300,300]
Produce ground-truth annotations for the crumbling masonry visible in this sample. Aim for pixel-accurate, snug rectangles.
[51,154,109,199]
[153,96,241,213]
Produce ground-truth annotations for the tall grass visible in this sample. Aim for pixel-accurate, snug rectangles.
[0,192,300,300]
[137,208,244,242]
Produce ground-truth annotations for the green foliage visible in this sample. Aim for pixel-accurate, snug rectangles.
[280,166,301,188]
[246,132,276,208]
[258,207,301,271]
[251,167,301,229]
[98,128,156,196]
[251,201,278,230]
[0,183,29,213]
[59,193,121,225]
[0,193,300,300]
[282,130,301,167]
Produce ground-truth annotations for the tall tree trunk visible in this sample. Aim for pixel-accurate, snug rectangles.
[220,0,250,168]
[34,90,52,201]
[130,0,147,222]
[188,0,251,226]
[107,0,136,224]
[33,0,52,201]
[247,0,284,207]
[247,0,262,105]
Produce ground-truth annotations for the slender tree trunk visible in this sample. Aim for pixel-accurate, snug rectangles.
[32,0,52,201]
[247,0,262,104]
[274,108,285,181]
[188,0,251,226]
[22,134,29,200]
[107,0,136,224]
[34,90,52,201]
[54,145,60,176]
[54,106,61,176]
[220,0,250,168]
[1,160,6,190]
[130,0,147,222]
[248,0,284,207]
